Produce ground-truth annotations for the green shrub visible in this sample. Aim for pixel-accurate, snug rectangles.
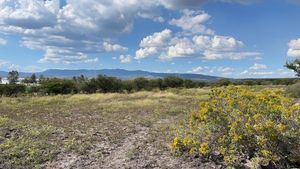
[0,84,26,97]
[40,78,77,95]
[172,86,300,168]
[286,82,300,98]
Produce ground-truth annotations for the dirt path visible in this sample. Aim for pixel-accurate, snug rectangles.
[90,117,213,169]
[98,125,151,168]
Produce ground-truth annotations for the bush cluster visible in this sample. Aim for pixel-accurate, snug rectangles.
[0,74,299,96]
[0,84,26,97]
[286,82,300,98]
[172,86,300,168]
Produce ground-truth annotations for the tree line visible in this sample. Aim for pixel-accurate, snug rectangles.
[0,70,299,97]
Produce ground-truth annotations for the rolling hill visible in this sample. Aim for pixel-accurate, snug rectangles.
[0,69,221,80]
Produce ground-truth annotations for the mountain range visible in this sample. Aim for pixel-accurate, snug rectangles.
[0,69,221,80]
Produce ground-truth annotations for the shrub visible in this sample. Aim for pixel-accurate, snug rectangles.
[94,75,123,93]
[286,82,300,98]
[0,84,26,97]
[172,86,300,168]
[133,77,149,91]
[40,78,77,95]
[163,76,184,88]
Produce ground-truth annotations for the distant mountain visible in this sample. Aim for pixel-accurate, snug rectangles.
[0,69,221,80]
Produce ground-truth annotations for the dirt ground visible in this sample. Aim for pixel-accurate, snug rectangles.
[0,89,221,169]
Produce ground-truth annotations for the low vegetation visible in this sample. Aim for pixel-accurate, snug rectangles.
[286,82,300,98]
[0,70,299,97]
[172,86,300,168]
[0,88,210,168]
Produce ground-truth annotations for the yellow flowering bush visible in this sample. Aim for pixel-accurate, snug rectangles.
[172,86,300,168]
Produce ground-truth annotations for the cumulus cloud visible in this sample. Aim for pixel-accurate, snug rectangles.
[158,0,207,9]
[190,66,235,76]
[0,0,59,29]
[135,29,172,59]
[119,54,132,63]
[287,38,300,57]
[158,0,257,9]
[103,42,128,52]
[135,47,158,60]
[169,10,214,35]
[140,29,172,48]
[135,8,260,61]
[136,30,260,61]
[249,63,267,70]
[0,0,260,64]
[0,0,155,64]
[0,38,7,45]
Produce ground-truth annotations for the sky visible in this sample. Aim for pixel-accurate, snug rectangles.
[0,0,300,78]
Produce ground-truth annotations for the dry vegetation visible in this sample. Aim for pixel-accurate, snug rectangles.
[0,88,213,169]
[1,86,299,169]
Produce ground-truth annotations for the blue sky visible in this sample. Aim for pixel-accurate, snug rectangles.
[0,0,300,78]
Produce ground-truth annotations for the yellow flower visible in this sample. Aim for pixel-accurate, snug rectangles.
[199,143,209,155]
[277,123,287,132]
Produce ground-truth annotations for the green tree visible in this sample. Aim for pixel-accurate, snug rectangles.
[8,70,19,84]
[285,59,300,77]
[163,76,184,88]
[30,73,37,83]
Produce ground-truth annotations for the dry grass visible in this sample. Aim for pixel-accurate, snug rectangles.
[0,88,210,168]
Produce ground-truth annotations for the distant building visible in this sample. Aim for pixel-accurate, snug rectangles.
[0,78,24,84]
[0,78,9,84]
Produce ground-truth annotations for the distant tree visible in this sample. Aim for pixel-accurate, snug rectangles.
[8,70,19,84]
[39,75,45,83]
[133,77,149,91]
[285,59,300,77]
[163,76,184,88]
[215,79,231,87]
[31,73,37,83]
[0,77,2,84]
[184,79,197,88]
[95,75,122,93]
[40,78,77,95]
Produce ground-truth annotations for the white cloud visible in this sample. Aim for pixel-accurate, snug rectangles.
[119,54,132,63]
[140,29,172,47]
[240,70,274,76]
[0,59,7,67]
[9,64,21,71]
[161,38,196,60]
[249,63,267,70]
[38,48,99,64]
[135,47,158,59]
[0,38,7,45]
[191,66,205,73]
[191,66,235,76]
[0,0,261,64]
[135,29,172,59]
[103,42,128,52]
[135,9,260,61]
[169,10,214,35]
[158,0,207,9]
[158,0,258,9]
[0,0,161,64]
[287,38,300,57]
[0,0,59,29]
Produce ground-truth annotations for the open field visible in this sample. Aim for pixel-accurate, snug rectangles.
[0,88,215,169]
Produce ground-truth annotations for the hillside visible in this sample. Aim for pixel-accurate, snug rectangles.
[0,69,221,80]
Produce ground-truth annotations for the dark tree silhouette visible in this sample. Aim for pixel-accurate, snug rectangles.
[285,59,300,77]
[8,70,19,84]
